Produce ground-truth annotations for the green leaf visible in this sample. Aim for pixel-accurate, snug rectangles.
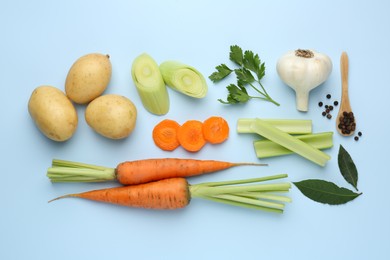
[218,84,250,104]
[293,179,362,205]
[209,64,233,82]
[338,145,359,191]
[235,68,255,84]
[229,45,243,66]
[243,50,265,81]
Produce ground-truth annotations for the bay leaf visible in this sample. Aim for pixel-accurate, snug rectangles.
[293,179,362,205]
[338,145,359,191]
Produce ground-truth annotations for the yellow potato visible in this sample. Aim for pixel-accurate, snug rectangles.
[65,53,112,104]
[85,94,137,139]
[28,86,78,141]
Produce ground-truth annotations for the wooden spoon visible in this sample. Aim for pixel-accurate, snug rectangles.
[336,52,356,136]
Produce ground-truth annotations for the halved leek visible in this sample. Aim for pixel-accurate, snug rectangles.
[159,61,208,98]
[131,53,169,115]
[254,132,333,158]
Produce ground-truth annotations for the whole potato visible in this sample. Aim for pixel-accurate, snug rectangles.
[65,53,112,104]
[85,94,137,139]
[28,86,78,141]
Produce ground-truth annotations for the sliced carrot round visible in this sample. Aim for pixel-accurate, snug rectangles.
[152,119,181,151]
[202,116,229,144]
[177,120,206,152]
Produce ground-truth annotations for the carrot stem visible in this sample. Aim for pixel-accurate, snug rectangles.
[189,174,291,213]
[47,159,116,182]
[193,193,284,213]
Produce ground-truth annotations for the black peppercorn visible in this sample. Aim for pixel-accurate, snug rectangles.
[358,131,362,137]
[326,94,331,99]
[322,111,326,116]
[318,102,323,107]
[333,101,339,106]
[354,136,359,141]
[326,114,332,119]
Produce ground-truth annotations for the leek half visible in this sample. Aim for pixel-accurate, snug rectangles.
[159,61,208,98]
[131,53,169,115]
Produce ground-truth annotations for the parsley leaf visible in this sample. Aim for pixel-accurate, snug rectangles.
[243,50,265,81]
[229,45,243,66]
[218,84,250,104]
[211,45,280,106]
[209,64,233,82]
[235,68,255,84]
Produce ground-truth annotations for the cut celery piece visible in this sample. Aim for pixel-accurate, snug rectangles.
[237,118,312,134]
[250,118,331,166]
[159,61,208,98]
[131,53,169,115]
[254,132,333,158]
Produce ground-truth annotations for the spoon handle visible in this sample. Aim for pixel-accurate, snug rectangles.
[340,52,350,106]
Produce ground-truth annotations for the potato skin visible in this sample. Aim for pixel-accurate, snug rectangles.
[85,94,137,139]
[65,53,112,104]
[28,86,78,141]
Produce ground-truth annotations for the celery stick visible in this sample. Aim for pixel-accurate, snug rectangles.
[237,118,312,134]
[254,132,333,158]
[131,53,169,115]
[250,118,331,166]
[159,61,208,98]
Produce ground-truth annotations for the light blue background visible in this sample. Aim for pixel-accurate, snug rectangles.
[1,0,389,259]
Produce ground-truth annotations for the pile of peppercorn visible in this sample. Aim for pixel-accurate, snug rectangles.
[338,111,356,135]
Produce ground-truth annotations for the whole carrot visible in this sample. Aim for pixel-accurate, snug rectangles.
[47,158,267,185]
[49,174,292,213]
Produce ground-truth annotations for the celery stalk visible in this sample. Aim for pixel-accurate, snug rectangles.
[159,61,208,98]
[131,53,169,115]
[237,118,312,134]
[250,119,331,166]
[254,132,333,158]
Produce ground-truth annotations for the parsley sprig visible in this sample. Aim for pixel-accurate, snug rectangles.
[209,45,280,106]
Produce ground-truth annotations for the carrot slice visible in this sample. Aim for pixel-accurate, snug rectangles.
[152,119,181,151]
[202,116,229,144]
[177,120,206,152]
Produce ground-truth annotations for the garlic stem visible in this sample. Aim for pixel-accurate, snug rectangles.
[295,49,314,58]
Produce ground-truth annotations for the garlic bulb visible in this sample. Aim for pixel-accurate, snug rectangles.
[277,49,332,112]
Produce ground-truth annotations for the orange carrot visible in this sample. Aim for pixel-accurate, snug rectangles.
[48,158,267,185]
[177,120,206,152]
[116,158,265,185]
[202,116,229,144]
[152,119,180,151]
[49,174,292,213]
[49,178,190,210]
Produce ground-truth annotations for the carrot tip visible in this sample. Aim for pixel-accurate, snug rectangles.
[48,194,75,203]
